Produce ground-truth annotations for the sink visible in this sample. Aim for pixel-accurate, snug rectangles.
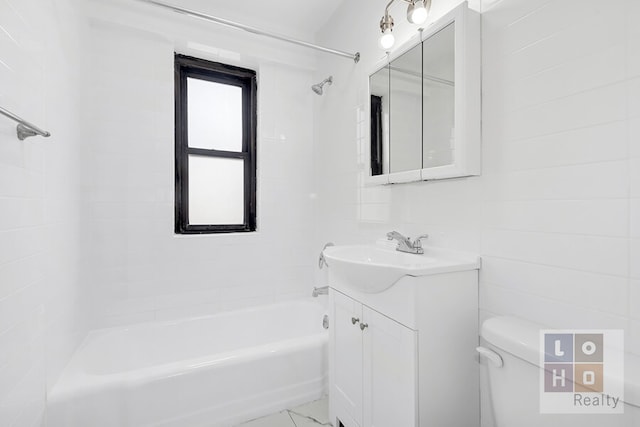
[323,244,480,293]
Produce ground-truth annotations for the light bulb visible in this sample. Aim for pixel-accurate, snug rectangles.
[407,1,428,24]
[379,28,395,50]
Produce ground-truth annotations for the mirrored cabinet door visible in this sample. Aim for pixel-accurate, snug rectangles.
[422,22,455,169]
[389,43,422,175]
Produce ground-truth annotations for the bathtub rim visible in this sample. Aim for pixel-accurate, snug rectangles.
[49,298,328,400]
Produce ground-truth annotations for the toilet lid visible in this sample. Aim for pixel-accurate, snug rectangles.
[481,316,640,408]
[481,315,541,366]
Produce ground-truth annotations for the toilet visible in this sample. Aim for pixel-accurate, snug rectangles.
[478,316,640,427]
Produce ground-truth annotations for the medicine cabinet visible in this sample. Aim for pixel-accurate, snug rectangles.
[367,2,480,185]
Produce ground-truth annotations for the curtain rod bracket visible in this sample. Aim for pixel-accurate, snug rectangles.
[17,124,43,141]
[0,106,51,141]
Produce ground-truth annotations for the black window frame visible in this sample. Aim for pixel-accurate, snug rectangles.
[174,54,257,234]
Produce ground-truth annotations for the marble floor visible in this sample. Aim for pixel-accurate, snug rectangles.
[234,397,331,427]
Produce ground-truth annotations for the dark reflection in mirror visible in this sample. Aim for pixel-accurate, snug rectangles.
[370,95,383,176]
[369,65,390,176]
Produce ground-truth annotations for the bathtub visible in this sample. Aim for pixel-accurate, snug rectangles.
[47,299,328,427]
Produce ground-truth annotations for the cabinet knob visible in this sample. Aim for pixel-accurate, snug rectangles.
[360,322,369,330]
[351,317,360,325]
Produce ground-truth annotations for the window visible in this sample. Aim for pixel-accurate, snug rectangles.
[174,54,257,234]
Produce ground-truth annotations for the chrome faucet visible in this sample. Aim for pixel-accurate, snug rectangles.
[386,231,429,255]
[312,286,329,297]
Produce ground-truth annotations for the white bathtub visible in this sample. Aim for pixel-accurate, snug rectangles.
[47,299,328,427]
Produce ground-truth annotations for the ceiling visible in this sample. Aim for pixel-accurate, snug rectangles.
[167,0,348,39]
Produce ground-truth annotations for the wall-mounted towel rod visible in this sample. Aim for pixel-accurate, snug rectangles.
[0,105,51,141]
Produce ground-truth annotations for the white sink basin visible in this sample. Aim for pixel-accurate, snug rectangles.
[323,244,480,293]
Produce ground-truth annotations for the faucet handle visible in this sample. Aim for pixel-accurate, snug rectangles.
[413,234,429,248]
[318,242,335,269]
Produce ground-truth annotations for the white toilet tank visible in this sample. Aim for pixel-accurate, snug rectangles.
[479,316,640,427]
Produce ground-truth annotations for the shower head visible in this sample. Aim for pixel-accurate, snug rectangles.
[312,76,333,95]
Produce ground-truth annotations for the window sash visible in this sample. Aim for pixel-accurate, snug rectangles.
[174,54,257,234]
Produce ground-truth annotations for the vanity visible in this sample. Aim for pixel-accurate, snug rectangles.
[325,2,482,425]
[324,242,480,427]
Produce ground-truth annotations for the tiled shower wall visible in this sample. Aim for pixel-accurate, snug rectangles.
[0,0,90,425]
[83,0,320,327]
[315,0,639,359]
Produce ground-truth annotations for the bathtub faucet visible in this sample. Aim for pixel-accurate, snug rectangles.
[312,286,329,297]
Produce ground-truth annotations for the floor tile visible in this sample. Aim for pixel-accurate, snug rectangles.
[288,397,330,425]
[289,412,328,427]
[234,410,297,427]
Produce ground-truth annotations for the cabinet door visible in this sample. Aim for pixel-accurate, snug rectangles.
[332,292,364,427]
[362,307,418,427]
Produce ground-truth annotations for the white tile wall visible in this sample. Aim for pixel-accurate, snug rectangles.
[82,2,319,326]
[0,0,90,425]
[314,0,640,371]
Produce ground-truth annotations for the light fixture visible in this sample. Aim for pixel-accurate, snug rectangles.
[407,0,429,24]
[379,12,395,50]
[378,0,432,50]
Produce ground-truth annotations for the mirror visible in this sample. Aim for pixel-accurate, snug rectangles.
[369,65,389,176]
[422,23,455,169]
[389,43,422,174]
[367,2,480,184]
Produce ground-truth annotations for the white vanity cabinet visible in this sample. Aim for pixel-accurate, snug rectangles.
[328,263,480,427]
[331,291,417,427]
[331,292,364,426]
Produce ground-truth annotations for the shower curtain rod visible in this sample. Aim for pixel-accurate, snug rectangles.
[135,0,361,63]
